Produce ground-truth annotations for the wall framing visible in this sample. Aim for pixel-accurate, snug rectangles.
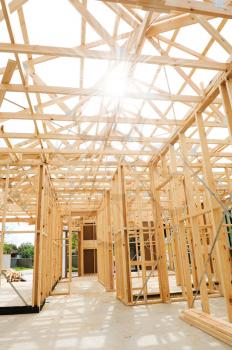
[1,0,232,344]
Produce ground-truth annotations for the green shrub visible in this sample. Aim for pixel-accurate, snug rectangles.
[18,243,34,258]
[3,243,17,254]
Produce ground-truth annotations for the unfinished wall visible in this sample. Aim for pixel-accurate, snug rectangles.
[32,165,63,307]
[149,71,232,345]
[110,165,168,304]
[0,164,63,310]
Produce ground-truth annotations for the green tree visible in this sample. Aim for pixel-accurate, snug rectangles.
[72,233,78,254]
[18,242,34,258]
[3,243,17,254]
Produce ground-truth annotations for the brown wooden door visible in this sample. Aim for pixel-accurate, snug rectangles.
[83,249,97,274]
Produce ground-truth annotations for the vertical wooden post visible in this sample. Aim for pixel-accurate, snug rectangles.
[104,190,114,291]
[0,166,9,287]
[179,133,210,314]
[169,146,184,286]
[112,170,125,301]
[136,180,148,301]
[150,165,170,302]
[32,165,45,307]
[119,165,132,304]
[58,215,63,280]
[220,81,232,140]
[68,213,72,294]
[196,112,232,322]
[78,218,83,276]
[169,145,194,307]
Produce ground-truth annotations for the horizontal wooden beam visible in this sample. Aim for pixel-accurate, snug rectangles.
[0,160,148,167]
[0,218,35,223]
[102,0,232,18]
[166,0,232,18]
[180,309,232,346]
[0,169,116,176]
[0,112,227,128]
[0,43,227,70]
[0,159,231,169]
[0,147,156,155]
[0,83,214,102]
[55,187,109,192]
[70,210,97,216]
[0,112,186,126]
[0,131,229,144]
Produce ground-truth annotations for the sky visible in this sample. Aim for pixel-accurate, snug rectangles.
[3,222,35,247]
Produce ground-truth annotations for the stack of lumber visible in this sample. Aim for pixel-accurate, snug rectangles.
[180,308,232,346]
[3,269,26,282]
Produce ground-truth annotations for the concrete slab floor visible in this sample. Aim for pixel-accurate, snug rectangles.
[0,276,230,350]
[0,270,33,306]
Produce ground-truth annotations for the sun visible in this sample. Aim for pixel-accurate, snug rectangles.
[102,64,129,98]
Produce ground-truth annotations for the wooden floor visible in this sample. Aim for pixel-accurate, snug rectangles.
[0,275,230,350]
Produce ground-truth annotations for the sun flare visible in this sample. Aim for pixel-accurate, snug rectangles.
[102,65,129,98]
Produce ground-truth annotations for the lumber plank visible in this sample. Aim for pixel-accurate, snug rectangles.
[181,309,232,346]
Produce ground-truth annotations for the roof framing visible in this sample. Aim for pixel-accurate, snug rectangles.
[1,0,232,213]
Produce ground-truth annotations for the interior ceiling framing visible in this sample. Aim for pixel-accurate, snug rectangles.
[0,0,232,214]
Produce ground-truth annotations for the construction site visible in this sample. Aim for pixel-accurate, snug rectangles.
[0,0,232,349]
